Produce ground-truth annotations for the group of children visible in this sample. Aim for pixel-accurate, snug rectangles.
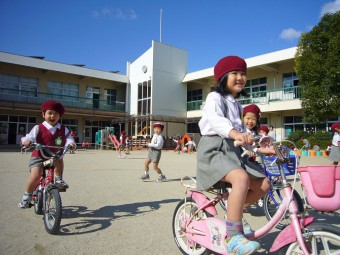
[18,55,340,255]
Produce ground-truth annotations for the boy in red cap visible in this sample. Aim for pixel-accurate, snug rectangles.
[197,56,274,254]
[18,100,76,208]
[140,122,167,182]
[329,122,340,165]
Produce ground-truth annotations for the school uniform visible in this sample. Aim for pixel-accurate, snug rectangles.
[196,92,265,191]
[147,134,164,163]
[329,132,340,162]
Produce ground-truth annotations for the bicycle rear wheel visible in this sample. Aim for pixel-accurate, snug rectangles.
[263,188,304,230]
[172,197,212,255]
[278,223,340,255]
[44,188,62,235]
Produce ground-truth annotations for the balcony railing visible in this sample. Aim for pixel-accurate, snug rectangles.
[0,88,125,112]
[187,86,301,111]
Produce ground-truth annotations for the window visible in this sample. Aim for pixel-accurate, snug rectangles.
[47,81,79,100]
[0,73,38,97]
[284,115,304,137]
[187,89,202,102]
[137,80,151,116]
[105,89,117,105]
[283,72,299,92]
[245,77,267,98]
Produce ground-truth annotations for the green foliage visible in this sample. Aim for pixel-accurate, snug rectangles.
[295,11,340,124]
[286,130,332,150]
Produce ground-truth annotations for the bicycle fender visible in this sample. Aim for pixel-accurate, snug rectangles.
[270,216,314,253]
[188,190,218,216]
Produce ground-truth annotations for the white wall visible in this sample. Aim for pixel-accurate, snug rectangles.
[152,41,188,118]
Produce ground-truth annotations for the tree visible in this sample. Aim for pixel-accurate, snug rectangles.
[295,11,340,124]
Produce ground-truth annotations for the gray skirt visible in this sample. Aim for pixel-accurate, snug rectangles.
[328,146,340,162]
[196,135,266,191]
[148,148,162,163]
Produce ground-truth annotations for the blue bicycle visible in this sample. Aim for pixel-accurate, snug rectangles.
[219,143,304,230]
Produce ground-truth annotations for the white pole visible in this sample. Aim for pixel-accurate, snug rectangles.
[160,9,162,42]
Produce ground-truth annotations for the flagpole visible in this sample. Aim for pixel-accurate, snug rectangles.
[160,9,162,42]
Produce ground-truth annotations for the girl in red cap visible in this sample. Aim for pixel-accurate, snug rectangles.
[118,131,127,158]
[329,122,340,165]
[197,56,274,254]
[18,100,76,208]
[140,122,167,182]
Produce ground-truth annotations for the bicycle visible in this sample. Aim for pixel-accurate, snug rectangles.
[172,136,340,254]
[24,143,70,235]
[218,142,304,230]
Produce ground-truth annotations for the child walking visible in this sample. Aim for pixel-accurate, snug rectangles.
[329,122,340,165]
[196,56,271,254]
[18,100,76,208]
[140,122,167,182]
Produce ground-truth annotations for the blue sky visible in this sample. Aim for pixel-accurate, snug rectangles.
[1,0,339,74]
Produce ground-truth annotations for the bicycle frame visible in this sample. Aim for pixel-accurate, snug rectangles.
[179,137,313,254]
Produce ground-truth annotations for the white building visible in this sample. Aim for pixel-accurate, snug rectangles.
[0,41,338,145]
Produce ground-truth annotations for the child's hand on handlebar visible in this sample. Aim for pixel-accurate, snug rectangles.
[22,140,31,147]
[230,130,254,147]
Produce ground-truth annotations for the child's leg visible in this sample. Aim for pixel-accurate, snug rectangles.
[144,158,151,173]
[25,166,43,193]
[19,166,43,208]
[244,177,270,208]
[152,162,162,174]
[54,159,69,189]
[222,169,260,253]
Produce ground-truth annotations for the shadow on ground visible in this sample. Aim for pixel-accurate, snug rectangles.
[59,198,181,235]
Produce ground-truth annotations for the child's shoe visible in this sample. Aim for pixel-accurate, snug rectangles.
[55,179,69,189]
[226,234,260,255]
[157,174,167,183]
[18,193,32,208]
[140,173,150,180]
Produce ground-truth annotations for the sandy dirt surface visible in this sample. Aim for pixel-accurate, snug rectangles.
[0,147,339,255]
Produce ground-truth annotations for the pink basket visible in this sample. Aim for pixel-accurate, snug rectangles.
[298,165,340,211]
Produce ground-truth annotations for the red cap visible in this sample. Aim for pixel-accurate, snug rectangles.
[41,100,65,117]
[331,122,340,132]
[153,122,164,130]
[243,104,261,119]
[258,125,269,134]
[214,56,247,83]
[121,131,126,135]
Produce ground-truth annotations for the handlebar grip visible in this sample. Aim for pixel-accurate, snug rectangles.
[234,141,243,147]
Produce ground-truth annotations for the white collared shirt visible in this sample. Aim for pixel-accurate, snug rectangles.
[148,134,164,150]
[199,92,244,138]
[22,121,75,147]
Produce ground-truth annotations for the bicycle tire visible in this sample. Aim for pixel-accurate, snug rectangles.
[277,223,340,255]
[172,197,213,255]
[34,189,43,215]
[44,188,62,235]
[263,188,304,230]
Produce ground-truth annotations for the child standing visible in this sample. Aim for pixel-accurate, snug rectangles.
[196,56,271,254]
[18,100,76,208]
[118,131,127,158]
[258,126,269,137]
[329,122,340,165]
[140,122,167,182]
[173,136,181,154]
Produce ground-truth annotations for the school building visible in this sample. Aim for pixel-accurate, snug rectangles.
[0,40,338,145]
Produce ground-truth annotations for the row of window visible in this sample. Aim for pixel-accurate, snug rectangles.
[0,73,118,105]
[187,72,299,102]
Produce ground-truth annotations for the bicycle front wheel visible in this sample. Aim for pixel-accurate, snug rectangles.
[172,197,212,255]
[278,223,340,255]
[44,188,62,235]
[263,189,304,230]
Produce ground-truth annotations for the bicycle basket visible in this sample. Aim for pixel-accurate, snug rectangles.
[298,165,340,211]
[262,155,297,176]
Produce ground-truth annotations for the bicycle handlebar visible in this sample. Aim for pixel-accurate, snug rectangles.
[22,143,71,160]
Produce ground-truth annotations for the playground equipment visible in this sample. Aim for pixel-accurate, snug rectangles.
[95,127,115,149]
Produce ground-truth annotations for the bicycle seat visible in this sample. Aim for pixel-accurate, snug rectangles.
[211,181,232,190]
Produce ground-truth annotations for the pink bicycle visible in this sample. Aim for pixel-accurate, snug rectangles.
[172,136,340,254]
